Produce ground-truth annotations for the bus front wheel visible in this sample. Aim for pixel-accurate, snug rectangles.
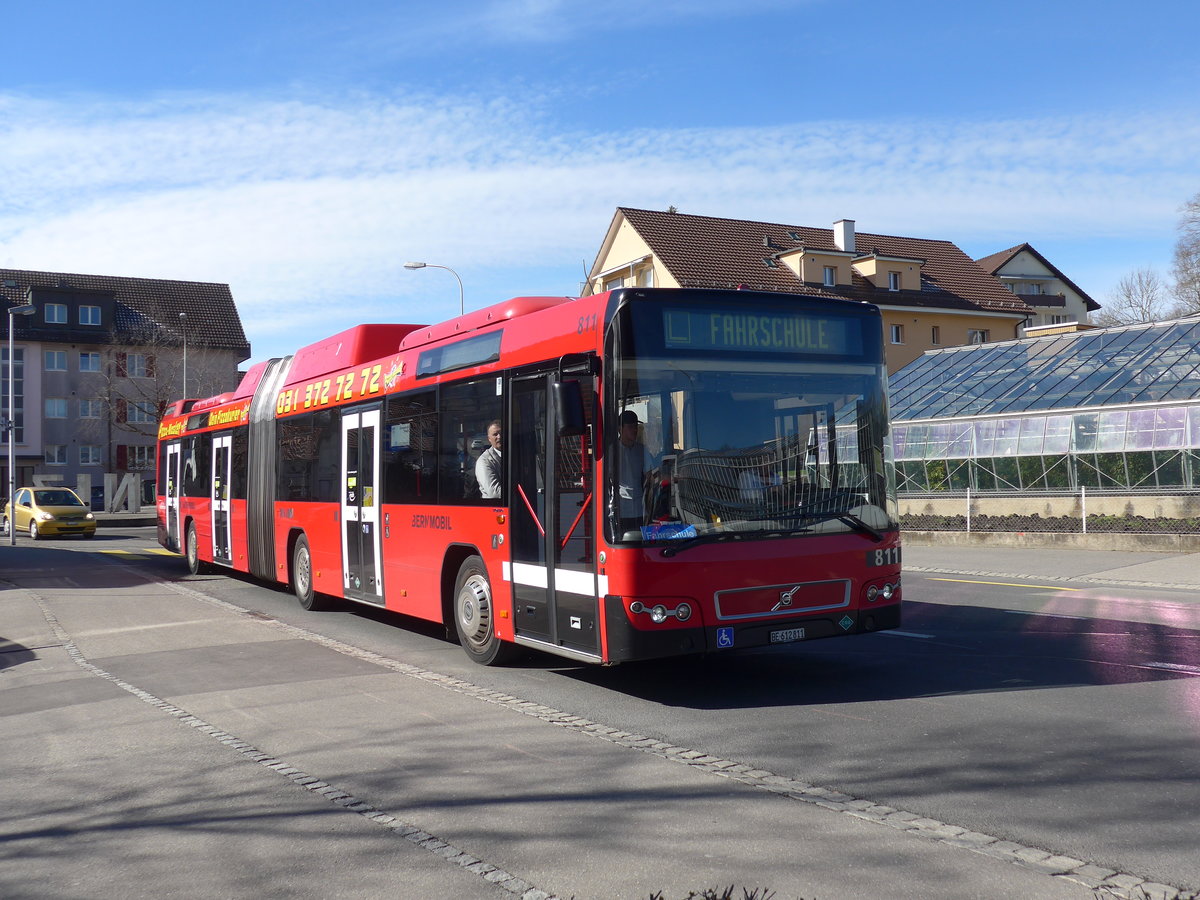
[453,556,515,666]
[292,535,328,611]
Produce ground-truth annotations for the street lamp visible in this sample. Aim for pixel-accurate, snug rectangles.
[179,312,188,398]
[7,302,36,545]
[404,261,464,317]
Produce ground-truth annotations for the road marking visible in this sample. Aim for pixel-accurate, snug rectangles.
[1002,609,1090,620]
[879,630,935,639]
[1144,662,1200,677]
[927,577,1081,592]
[99,548,177,557]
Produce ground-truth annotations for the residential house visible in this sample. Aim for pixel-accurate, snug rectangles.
[587,208,1032,372]
[2,268,250,507]
[975,242,1099,334]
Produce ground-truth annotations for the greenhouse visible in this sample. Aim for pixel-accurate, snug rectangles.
[887,317,1200,492]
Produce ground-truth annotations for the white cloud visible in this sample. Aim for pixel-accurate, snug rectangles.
[1,90,1196,359]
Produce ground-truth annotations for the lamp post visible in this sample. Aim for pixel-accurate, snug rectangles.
[7,303,36,545]
[404,262,464,317]
[179,312,188,399]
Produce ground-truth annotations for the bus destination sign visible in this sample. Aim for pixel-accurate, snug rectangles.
[663,309,861,356]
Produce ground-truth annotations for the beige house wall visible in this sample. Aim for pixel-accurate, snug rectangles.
[590,220,678,293]
[853,256,922,291]
[882,309,1024,372]
[777,249,854,285]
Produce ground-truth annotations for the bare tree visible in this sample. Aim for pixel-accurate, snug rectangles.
[1095,267,1171,326]
[1171,190,1200,315]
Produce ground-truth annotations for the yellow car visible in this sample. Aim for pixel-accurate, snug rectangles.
[3,487,97,540]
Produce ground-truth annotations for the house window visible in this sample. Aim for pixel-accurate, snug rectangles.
[46,304,68,324]
[823,266,836,287]
[127,354,151,378]
[80,445,103,466]
[604,276,624,292]
[45,397,68,418]
[80,352,101,372]
[638,268,654,288]
[79,305,102,325]
[1,348,24,442]
[126,445,154,469]
[931,326,941,345]
[45,350,67,371]
[968,329,990,344]
[128,402,156,424]
[888,271,902,292]
[80,398,103,418]
[890,324,904,344]
[45,445,68,465]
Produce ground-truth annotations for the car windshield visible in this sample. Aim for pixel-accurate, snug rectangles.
[35,490,84,507]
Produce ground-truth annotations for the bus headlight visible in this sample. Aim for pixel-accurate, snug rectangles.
[674,603,692,622]
[650,605,668,623]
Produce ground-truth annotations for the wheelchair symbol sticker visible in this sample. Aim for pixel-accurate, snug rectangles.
[716,627,735,649]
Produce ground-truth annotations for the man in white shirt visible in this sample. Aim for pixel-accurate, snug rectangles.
[476,420,502,499]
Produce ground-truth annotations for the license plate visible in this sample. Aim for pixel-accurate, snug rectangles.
[769,627,806,644]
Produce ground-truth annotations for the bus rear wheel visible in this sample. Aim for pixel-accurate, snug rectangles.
[453,556,516,666]
[292,535,328,611]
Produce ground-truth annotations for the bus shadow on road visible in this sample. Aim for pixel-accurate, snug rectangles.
[558,599,1200,709]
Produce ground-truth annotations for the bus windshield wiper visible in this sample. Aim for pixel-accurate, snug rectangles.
[740,509,884,542]
[836,512,883,542]
[659,531,744,557]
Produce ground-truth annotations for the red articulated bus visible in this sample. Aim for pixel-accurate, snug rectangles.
[156,287,902,665]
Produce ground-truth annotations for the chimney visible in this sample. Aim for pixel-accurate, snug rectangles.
[833,219,855,253]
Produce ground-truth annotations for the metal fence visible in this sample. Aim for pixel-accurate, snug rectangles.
[898,487,1200,534]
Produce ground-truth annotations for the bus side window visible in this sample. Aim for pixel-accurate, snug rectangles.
[384,391,437,504]
[438,378,503,505]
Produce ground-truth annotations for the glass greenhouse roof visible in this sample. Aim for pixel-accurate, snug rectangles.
[888,318,1200,421]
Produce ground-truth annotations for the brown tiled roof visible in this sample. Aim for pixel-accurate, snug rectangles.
[975,242,1101,312]
[615,208,1031,316]
[1,267,250,357]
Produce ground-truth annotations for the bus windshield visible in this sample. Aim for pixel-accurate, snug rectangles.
[608,298,898,546]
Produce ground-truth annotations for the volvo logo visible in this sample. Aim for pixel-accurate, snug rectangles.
[772,584,802,612]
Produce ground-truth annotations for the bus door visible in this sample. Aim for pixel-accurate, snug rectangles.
[341,406,384,604]
[165,442,182,552]
[210,433,232,564]
[509,367,598,657]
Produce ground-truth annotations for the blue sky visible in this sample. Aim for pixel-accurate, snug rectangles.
[2,0,1198,361]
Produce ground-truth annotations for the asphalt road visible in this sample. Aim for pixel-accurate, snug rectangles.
[3,528,1197,899]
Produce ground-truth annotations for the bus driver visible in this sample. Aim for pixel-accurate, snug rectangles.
[617,409,655,531]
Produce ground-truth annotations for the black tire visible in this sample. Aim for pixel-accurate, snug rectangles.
[185,522,209,574]
[29,520,40,541]
[292,535,327,611]
[1,516,8,537]
[452,556,516,666]
[83,530,96,540]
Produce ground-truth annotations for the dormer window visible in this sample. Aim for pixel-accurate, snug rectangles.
[888,271,902,292]
[80,305,101,325]
[46,303,67,324]
[823,266,836,287]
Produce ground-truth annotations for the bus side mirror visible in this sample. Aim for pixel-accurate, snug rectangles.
[553,380,587,436]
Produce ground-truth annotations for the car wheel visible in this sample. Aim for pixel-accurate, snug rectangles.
[29,520,40,541]
[453,556,517,666]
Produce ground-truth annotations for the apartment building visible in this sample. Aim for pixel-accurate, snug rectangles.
[2,268,250,507]
[587,208,1033,372]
